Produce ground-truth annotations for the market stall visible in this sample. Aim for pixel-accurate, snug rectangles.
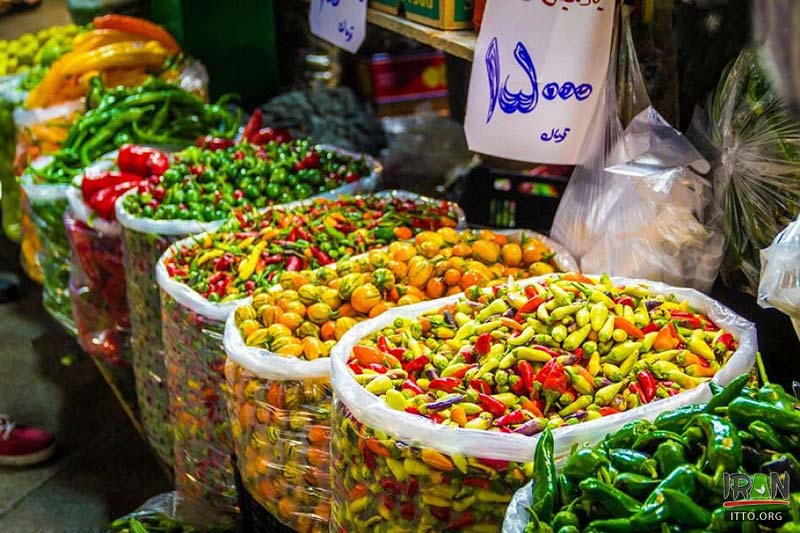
[2,2,799,533]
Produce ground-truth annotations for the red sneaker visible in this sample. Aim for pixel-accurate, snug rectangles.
[0,415,56,466]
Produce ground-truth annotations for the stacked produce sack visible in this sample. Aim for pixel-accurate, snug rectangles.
[326,273,755,531]
[157,192,466,517]
[504,363,799,531]
[64,145,176,365]
[222,229,576,531]
[0,23,82,243]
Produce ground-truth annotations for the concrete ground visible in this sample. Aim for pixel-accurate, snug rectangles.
[0,2,169,530]
[0,232,170,532]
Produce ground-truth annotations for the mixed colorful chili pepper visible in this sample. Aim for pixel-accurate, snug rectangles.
[521,362,800,532]
[346,273,739,433]
[121,138,371,222]
[236,229,562,359]
[163,194,462,302]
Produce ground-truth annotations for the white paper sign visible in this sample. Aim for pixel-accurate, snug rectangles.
[464,0,616,164]
[309,0,367,54]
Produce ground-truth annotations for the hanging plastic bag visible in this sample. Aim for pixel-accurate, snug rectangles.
[65,151,131,365]
[105,491,220,533]
[328,275,756,532]
[758,213,800,338]
[551,10,723,292]
[688,47,800,295]
[222,228,572,532]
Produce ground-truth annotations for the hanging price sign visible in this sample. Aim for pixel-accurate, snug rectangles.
[309,0,367,53]
[464,0,616,164]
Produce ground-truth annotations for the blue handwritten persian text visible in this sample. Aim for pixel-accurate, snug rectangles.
[540,128,570,143]
[338,20,355,41]
[485,37,593,123]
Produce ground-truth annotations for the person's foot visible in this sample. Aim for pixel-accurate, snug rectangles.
[0,415,55,467]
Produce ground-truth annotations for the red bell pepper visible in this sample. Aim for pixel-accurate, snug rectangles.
[81,170,143,201]
[89,179,143,220]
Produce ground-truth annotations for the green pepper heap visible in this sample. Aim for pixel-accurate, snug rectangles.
[523,361,800,532]
[121,138,371,222]
[347,273,739,433]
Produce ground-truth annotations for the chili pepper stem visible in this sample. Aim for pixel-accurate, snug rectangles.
[756,351,769,385]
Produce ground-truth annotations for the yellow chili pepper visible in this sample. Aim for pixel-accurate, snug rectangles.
[197,249,223,266]
[238,241,267,281]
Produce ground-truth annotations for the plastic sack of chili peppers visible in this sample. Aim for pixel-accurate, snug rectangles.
[20,157,77,333]
[550,11,723,293]
[116,191,224,467]
[65,151,131,365]
[117,142,382,470]
[220,227,570,532]
[153,190,453,522]
[15,99,85,284]
[328,274,756,532]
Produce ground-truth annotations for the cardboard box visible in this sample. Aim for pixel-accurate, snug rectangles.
[404,0,472,30]
[355,50,448,105]
[369,0,402,15]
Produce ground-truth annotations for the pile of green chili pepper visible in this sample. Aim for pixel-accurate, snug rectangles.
[524,361,800,532]
[121,138,371,222]
[32,77,238,184]
[347,273,739,432]
[162,195,461,301]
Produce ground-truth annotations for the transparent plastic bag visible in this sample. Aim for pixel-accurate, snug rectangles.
[328,277,756,531]
[20,158,74,333]
[116,192,225,467]
[551,12,722,293]
[688,46,800,295]
[65,152,130,364]
[105,491,223,532]
[758,214,800,338]
[15,100,85,287]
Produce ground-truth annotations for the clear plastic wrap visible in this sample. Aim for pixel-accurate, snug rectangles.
[116,192,225,467]
[758,213,800,337]
[20,158,74,333]
[105,491,222,532]
[688,46,800,295]
[14,100,84,286]
[551,12,722,293]
[65,152,129,364]
[328,277,757,531]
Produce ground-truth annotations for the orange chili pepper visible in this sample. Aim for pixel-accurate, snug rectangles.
[614,317,644,339]
[93,14,181,53]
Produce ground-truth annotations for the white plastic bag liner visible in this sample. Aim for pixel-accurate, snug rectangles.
[551,12,723,293]
[502,481,535,533]
[0,73,26,104]
[759,213,800,327]
[330,275,757,464]
[13,98,84,129]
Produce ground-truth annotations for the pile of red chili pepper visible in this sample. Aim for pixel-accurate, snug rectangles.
[80,144,169,220]
[163,195,462,302]
[348,274,740,433]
